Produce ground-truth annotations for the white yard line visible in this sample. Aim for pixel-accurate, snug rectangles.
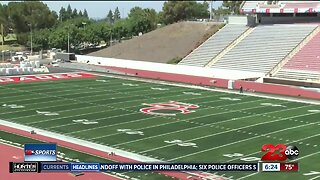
[0,76,177,100]
[168,117,319,161]
[226,132,320,163]
[237,139,320,180]
[0,119,163,163]
[112,102,310,145]
[25,93,222,125]
[0,88,188,116]
[94,72,320,105]
[141,108,317,154]
[292,151,320,162]
[0,106,317,180]
[66,96,263,134]
[97,100,289,142]
[60,116,157,132]
[8,87,195,120]
[0,133,127,180]
[1,110,316,179]
[0,82,168,101]
[0,84,186,109]
[50,94,225,130]
[0,76,152,92]
[237,173,258,180]
[47,111,137,129]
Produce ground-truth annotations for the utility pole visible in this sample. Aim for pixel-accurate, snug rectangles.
[110,30,112,46]
[1,24,4,62]
[210,1,212,21]
[30,24,33,55]
[67,28,70,53]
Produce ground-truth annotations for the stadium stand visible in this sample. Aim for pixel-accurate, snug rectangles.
[178,24,248,67]
[276,69,320,81]
[241,1,264,10]
[275,31,320,81]
[210,24,317,73]
[278,1,320,8]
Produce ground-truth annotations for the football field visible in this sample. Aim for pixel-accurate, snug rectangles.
[0,73,320,180]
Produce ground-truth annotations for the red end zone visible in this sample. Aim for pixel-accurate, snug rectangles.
[0,72,96,84]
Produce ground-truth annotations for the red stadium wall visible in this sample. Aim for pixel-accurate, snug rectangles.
[103,66,320,100]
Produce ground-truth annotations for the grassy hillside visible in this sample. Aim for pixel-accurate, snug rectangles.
[89,21,224,63]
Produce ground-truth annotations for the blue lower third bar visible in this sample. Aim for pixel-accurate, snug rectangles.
[40,162,70,172]
[70,163,100,172]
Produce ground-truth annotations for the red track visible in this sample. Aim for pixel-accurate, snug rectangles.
[0,143,120,180]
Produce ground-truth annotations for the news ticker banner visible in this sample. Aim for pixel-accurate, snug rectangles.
[9,162,259,173]
[24,143,57,162]
[10,162,299,173]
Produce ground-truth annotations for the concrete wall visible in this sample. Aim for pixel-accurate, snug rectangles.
[75,55,264,80]
[228,16,248,24]
[75,55,320,100]
[260,16,320,24]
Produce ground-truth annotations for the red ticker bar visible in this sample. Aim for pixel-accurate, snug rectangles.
[280,163,298,172]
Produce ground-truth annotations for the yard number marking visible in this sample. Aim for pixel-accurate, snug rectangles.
[164,140,198,148]
[72,119,98,125]
[117,129,144,135]
[2,104,25,109]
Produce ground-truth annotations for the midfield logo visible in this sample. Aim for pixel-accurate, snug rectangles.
[261,144,299,161]
[140,101,199,116]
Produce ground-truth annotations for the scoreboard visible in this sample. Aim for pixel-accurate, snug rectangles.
[261,162,299,172]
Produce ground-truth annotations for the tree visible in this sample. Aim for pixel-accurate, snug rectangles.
[144,8,158,30]
[107,10,114,24]
[83,9,89,19]
[32,28,50,50]
[66,4,72,20]
[212,6,230,17]
[0,4,10,44]
[59,7,66,21]
[79,10,83,17]
[72,8,78,19]
[222,1,243,15]
[6,1,57,33]
[114,7,121,22]
[113,19,129,41]
[127,7,157,36]
[161,1,210,24]
[193,1,210,19]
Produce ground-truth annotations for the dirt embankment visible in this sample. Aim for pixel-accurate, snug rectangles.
[89,21,223,63]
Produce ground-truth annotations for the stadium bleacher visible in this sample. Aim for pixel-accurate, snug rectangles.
[210,24,317,73]
[276,69,320,81]
[283,2,319,9]
[178,24,248,67]
[281,31,320,72]
[275,31,320,81]
[241,1,264,10]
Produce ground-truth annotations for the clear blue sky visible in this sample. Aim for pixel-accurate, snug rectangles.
[1,1,223,19]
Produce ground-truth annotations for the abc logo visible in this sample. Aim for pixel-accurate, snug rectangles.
[285,145,299,160]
